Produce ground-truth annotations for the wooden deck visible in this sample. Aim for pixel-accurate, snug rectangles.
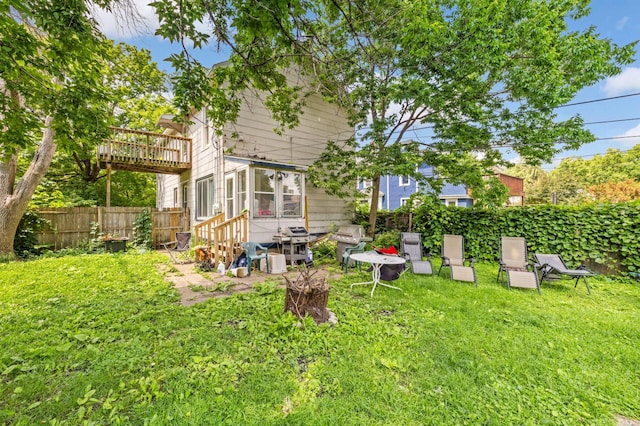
[97,127,191,174]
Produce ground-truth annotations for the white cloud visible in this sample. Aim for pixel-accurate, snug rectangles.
[602,67,640,96]
[617,123,640,147]
[615,16,629,31]
[92,1,159,39]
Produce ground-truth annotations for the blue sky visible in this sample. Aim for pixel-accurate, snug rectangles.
[99,1,640,169]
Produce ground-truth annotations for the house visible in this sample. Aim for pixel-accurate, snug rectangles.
[153,65,355,261]
[358,166,523,209]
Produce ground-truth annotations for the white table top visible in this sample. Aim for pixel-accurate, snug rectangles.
[349,251,406,265]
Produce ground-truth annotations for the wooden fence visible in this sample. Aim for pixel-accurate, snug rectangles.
[36,207,189,249]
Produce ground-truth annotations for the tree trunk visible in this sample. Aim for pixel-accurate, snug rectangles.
[0,116,57,257]
[367,175,381,238]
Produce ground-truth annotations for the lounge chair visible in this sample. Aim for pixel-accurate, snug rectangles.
[497,236,530,286]
[162,232,192,264]
[534,253,596,294]
[241,242,270,276]
[438,234,476,285]
[507,269,541,294]
[400,232,433,275]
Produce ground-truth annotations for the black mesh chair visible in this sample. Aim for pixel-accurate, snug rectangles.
[162,232,192,264]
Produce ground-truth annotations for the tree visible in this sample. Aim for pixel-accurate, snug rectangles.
[1,1,108,257]
[152,0,635,236]
[588,179,640,203]
[0,2,164,257]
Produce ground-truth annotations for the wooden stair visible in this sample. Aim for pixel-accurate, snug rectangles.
[194,212,249,267]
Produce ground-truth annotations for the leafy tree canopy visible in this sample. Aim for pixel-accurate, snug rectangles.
[508,145,640,204]
[152,0,635,233]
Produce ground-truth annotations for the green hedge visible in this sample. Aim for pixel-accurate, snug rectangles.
[360,201,640,275]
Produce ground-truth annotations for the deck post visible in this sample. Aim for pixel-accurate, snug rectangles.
[106,163,111,207]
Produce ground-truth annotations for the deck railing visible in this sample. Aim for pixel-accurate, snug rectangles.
[97,127,191,173]
[194,212,248,267]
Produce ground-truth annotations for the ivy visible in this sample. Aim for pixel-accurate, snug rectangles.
[366,201,640,275]
[132,209,153,250]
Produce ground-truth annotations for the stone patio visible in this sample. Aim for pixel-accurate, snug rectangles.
[158,254,338,307]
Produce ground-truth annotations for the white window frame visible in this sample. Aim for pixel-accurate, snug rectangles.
[181,183,188,210]
[253,168,276,218]
[400,197,410,207]
[280,171,303,218]
[399,176,410,187]
[237,169,247,214]
[196,175,215,219]
[225,173,235,219]
[252,167,304,219]
[441,198,459,207]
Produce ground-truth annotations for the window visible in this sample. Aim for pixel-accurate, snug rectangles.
[254,169,275,217]
[181,183,188,210]
[173,187,178,207]
[196,175,214,218]
[399,176,410,186]
[280,171,302,218]
[360,178,373,189]
[400,197,410,207]
[225,174,235,219]
[237,170,247,212]
[252,168,303,218]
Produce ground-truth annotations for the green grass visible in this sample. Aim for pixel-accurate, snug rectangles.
[1,251,639,425]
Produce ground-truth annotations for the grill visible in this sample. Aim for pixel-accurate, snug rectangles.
[279,226,310,265]
[331,225,371,263]
[284,226,311,243]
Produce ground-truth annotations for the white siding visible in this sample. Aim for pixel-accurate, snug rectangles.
[156,67,354,240]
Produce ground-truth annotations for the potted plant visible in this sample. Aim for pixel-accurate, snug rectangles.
[101,234,129,253]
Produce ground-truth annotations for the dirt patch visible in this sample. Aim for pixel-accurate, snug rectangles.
[617,416,640,426]
[158,256,336,307]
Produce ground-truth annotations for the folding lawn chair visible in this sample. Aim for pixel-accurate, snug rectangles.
[534,253,596,294]
[162,232,192,264]
[400,232,433,275]
[506,269,541,294]
[497,236,530,286]
[438,234,477,285]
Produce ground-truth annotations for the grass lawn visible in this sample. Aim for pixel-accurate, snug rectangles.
[1,251,639,425]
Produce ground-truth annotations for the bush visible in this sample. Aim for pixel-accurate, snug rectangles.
[372,230,400,249]
[132,209,152,249]
[14,210,51,258]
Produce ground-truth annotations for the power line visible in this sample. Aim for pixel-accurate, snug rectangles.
[557,92,640,108]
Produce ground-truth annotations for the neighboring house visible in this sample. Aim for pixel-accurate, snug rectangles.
[154,65,355,245]
[358,166,523,209]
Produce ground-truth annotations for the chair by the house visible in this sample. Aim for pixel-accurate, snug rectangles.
[497,236,529,286]
[400,232,433,275]
[507,269,541,294]
[342,241,366,273]
[534,253,595,294]
[438,234,476,285]
[241,242,270,276]
[162,231,192,264]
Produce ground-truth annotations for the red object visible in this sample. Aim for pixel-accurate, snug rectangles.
[374,246,398,255]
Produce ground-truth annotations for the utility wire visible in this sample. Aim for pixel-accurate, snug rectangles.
[557,92,640,108]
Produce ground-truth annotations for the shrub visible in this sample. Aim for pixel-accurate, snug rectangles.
[14,210,51,258]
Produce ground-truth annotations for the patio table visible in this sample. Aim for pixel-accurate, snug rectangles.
[349,251,406,297]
